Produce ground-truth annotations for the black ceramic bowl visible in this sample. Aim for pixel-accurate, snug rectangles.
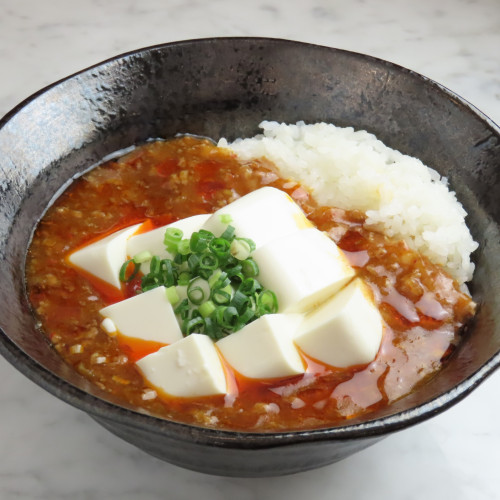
[1,38,499,477]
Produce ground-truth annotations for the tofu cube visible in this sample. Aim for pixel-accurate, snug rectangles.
[136,334,227,397]
[127,214,211,274]
[68,224,142,289]
[216,314,305,379]
[201,186,312,248]
[252,228,355,313]
[99,286,183,344]
[294,278,383,368]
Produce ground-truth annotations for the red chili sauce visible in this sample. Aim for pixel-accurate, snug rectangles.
[26,136,476,431]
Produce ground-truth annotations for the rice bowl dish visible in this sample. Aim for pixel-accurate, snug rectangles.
[2,37,498,476]
[25,120,478,431]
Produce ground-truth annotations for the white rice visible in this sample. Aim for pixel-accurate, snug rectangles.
[219,121,478,284]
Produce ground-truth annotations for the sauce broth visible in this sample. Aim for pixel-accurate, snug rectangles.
[26,136,475,431]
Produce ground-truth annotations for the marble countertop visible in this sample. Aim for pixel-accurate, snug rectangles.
[0,1,499,498]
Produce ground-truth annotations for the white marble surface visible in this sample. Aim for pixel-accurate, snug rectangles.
[0,0,499,498]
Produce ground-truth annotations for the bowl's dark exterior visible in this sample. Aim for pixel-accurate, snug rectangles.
[1,38,499,477]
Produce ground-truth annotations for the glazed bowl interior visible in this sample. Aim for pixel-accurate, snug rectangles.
[1,38,500,476]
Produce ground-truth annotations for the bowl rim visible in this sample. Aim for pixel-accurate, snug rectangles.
[1,36,500,448]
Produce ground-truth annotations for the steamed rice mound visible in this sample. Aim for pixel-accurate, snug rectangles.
[219,121,478,284]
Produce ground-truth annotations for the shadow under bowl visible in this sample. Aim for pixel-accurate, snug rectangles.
[1,38,500,477]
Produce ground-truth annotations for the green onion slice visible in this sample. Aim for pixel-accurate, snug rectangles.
[220,225,235,241]
[241,259,259,278]
[149,256,161,275]
[230,290,248,313]
[164,227,183,253]
[238,237,256,252]
[199,300,216,318]
[219,214,233,224]
[221,306,239,329]
[230,238,251,261]
[187,277,210,305]
[174,298,190,319]
[177,239,191,255]
[209,238,231,259]
[237,307,255,326]
[208,269,230,290]
[177,271,191,286]
[199,253,219,271]
[257,290,279,315]
[187,253,200,272]
[239,277,262,296]
[190,231,209,253]
[166,285,180,305]
[183,316,205,336]
[208,269,222,288]
[119,259,141,282]
[133,250,152,264]
[211,282,233,305]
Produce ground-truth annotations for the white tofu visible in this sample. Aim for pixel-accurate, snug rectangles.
[136,334,227,397]
[99,286,183,344]
[68,224,142,289]
[294,278,383,368]
[201,186,312,248]
[252,228,356,313]
[126,214,211,274]
[216,314,305,379]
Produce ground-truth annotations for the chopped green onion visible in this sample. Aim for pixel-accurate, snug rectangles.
[183,316,205,336]
[119,259,141,282]
[203,316,216,339]
[177,259,189,272]
[208,269,223,288]
[211,284,232,305]
[231,290,248,313]
[187,253,200,272]
[160,259,176,287]
[209,238,231,259]
[177,239,191,255]
[257,290,278,315]
[133,250,152,264]
[238,237,256,252]
[230,238,251,260]
[199,253,218,271]
[141,276,161,292]
[237,307,255,325]
[225,263,243,281]
[239,277,262,296]
[220,225,235,241]
[241,259,259,278]
[177,271,191,286]
[219,214,233,224]
[190,231,210,253]
[199,300,216,318]
[149,256,161,275]
[213,306,226,326]
[190,308,202,319]
[187,277,210,305]
[220,306,239,329]
[198,229,215,242]
[137,219,279,339]
[174,298,190,319]
[209,269,230,290]
[166,285,180,305]
[164,227,183,253]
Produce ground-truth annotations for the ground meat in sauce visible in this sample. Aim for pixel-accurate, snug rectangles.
[25,136,476,431]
